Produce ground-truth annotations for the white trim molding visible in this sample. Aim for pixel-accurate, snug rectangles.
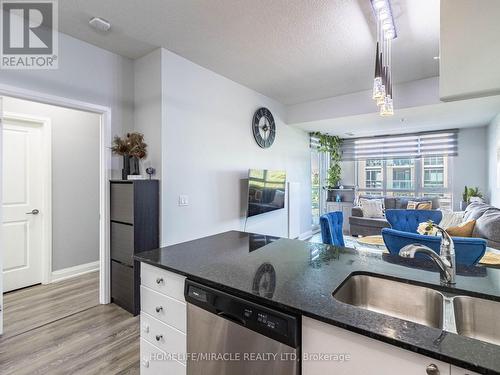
[0,83,112,305]
[51,261,100,283]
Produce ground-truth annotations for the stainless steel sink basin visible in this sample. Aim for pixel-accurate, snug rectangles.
[453,296,500,346]
[333,275,444,329]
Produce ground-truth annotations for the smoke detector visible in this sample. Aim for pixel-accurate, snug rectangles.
[89,17,111,32]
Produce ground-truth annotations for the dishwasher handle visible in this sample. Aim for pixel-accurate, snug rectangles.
[217,311,246,326]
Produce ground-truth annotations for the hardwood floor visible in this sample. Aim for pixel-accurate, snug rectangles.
[0,272,140,375]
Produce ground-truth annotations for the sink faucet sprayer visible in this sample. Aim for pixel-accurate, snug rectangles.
[399,223,456,285]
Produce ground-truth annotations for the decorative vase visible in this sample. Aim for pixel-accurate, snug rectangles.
[130,156,140,175]
[122,155,130,180]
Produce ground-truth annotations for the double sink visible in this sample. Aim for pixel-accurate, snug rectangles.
[333,274,500,346]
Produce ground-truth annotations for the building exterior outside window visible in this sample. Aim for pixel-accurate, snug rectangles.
[356,157,452,209]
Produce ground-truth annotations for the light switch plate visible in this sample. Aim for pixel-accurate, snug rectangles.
[178,195,189,206]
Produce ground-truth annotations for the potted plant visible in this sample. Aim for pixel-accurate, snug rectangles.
[111,132,148,180]
[460,186,484,210]
[312,132,343,201]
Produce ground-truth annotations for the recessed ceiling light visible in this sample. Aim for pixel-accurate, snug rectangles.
[433,56,440,60]
[345,132,355,136]
[89,17,111,32]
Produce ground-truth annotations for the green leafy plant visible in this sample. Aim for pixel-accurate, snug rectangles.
[465,186,483,203]
[311,132,343,188]
[462,185,468,203]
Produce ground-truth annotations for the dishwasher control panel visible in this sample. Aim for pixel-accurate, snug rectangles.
[185,280,299,348]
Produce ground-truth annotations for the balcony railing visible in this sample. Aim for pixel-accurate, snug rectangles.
[391,180,413,190]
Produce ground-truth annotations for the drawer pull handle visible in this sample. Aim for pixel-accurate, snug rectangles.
[155,334,163,342]
[156,277,164,285]
[155,306,163,313]
[426,364,440,375]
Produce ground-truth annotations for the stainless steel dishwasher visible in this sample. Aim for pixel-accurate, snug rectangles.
[185,280,300,375]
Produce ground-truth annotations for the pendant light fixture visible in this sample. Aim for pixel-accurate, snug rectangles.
[370,0,396,116]
[372,42,384,101]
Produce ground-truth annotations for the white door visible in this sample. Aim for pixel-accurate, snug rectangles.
[2,119,43,292]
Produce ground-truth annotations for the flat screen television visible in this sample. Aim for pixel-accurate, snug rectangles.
[247,169,286,217]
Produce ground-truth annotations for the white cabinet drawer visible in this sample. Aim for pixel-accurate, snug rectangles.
[141,285,186,332]
[141,312,187,365]
[140,338,186,375]
[141,262,186,301]
[302,317,451,375]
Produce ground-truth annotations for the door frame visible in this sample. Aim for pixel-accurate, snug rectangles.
[3,112,52,285]
[0,83,112,305]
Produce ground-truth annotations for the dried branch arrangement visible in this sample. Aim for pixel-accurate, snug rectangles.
[111,132,148,159]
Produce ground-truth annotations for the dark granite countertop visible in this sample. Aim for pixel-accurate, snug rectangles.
[135,231,500,374]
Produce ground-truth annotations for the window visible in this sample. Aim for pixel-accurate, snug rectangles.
[345,131,456,210]
[424,168,444,187]
[356,157,453,210]
[423,157,445,188]
[310,149,329,228]
[311,149,320,227]
[387,159,414,190]
[366,169,382,188]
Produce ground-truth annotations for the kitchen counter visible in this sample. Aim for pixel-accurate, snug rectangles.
[135,230,500,374]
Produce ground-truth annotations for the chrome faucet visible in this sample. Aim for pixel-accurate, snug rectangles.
[399,223,456,285]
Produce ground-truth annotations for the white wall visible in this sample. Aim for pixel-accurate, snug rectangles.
[134,49,162,177]
[286,77,440,125]
[3,96,100,271]
[160,49,311,246]
[453,127,488,210]
[0,33,134,178]
[440,0,500,101]
[340,161,356,187]
[488,115,500,207]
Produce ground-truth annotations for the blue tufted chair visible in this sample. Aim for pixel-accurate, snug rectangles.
[382,228,487,266]
[385,209,443,233]
[320,211,345,247]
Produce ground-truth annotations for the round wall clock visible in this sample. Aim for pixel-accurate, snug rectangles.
[252,107,276,148]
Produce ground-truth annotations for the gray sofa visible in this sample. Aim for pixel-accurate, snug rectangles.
[464,202,500,249]
[349,195,441,237]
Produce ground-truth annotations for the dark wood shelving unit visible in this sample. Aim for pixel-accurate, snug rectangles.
[110,180,159,315]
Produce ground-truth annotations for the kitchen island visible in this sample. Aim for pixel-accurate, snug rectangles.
[135,230,500,374]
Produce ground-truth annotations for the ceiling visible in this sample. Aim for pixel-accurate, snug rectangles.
[292,95,500,138]
[58,0,440,105]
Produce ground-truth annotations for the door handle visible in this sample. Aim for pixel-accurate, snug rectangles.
[26,209,40,215]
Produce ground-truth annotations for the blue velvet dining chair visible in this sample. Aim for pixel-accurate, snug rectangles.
[385,209,443,233]
[320,211,345,247]
[382,228,487,266]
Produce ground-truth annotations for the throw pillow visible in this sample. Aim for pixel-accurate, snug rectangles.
[439,210,465,229]
[416,201,433,210]
[406,201,418,209]
[407,200,432,210]
[446,220,476,237]
[359,198,384,218]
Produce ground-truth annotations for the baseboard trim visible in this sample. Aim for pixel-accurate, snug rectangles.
[51,260,100,283]
[298,229,319,241]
